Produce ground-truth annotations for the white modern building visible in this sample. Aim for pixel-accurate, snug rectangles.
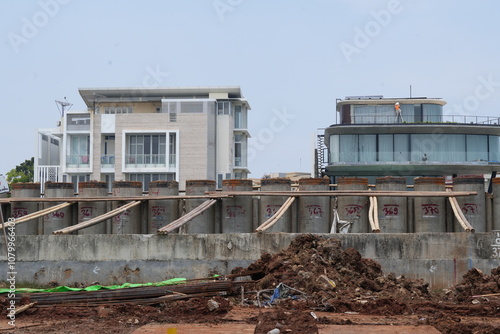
[35,87,251,192]
[317,95,500,184]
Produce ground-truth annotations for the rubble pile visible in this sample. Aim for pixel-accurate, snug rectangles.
[452,267,500,302]
[240,234,430,312]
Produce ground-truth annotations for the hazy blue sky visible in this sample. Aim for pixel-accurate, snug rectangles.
[1,0,500,179]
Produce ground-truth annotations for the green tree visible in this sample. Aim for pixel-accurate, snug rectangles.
[6,157,34,183]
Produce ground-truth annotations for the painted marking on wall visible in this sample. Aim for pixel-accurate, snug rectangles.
[12,207,28,218]
[382,204,399,216]
[80,206,93,219]
[306,204,323,218]
[462,203,478,215]
[265,204,282,218]
[225,205,246,218]
[421,203,439,216]
[344,204,363,216]
[491,232,500,259]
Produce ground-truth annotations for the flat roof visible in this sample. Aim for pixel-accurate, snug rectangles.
[79,86,244,108]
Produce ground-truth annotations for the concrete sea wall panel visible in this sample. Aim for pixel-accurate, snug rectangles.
[1,233,499,289]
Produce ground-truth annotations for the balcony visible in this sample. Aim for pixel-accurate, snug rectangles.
[125,154,166,167]
[101,155,115,169]
[66,155,90,168]
[340,114,500,125]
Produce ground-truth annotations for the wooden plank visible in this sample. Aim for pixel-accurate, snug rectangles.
[52,201,143,235]
[0,195,229,203]
[157,199,217,234]
[207,190,477,197]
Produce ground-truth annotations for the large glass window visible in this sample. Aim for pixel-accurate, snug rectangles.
[350,103,443,124]
[422,104,442,122]
[394,134,409,161]
[67,135,90,166]
[234,105,246,129]
[467,135,488,162]
[330,135,340,163]
[339,135,357,162]
[331,133,499,164]
[378,134,393,161]
[67,114,90,131]
[359,135,376,162]
[489,136,500,162]
[127,134,166,166]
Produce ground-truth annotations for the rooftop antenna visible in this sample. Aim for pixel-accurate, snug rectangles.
[55,97,72,117]
[409,85,412,98]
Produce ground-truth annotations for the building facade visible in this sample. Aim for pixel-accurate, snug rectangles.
[319,95,500,183]
[35,87,251,191]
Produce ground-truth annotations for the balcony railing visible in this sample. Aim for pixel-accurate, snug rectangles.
[342,114,500,125]
[66,155,90,167]
[101,155,115,168]
[126,154,166,167]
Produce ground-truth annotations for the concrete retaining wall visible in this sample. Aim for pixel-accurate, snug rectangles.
[1,232,500,289]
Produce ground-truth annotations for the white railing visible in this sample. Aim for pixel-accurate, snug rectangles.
[37,166,61,193]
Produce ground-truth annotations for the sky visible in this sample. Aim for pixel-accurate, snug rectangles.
[1,0,500,179]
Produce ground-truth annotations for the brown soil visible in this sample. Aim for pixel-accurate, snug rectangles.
[2,235,500,333]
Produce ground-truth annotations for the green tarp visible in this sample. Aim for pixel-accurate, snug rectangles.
[0,277,187,294]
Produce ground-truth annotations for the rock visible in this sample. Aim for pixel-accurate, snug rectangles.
[207,299,220,311]
[96,306,112,318]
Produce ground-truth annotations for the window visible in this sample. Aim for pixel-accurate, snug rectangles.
[394,134,409,161]
[169,133,176,167]
[339,135,358,162]
[217,102,231,115]
[101,135,115,166]
[489,136,500,162]
[127,134,166,165]
[378,134,393,161]
[466,135,488,161]
[180,101,203,113]
[235,134,242,167]
[234,133,247,167]
[359,135,376,162]
[104,106,133,114]
[234,105,243,128]
[67,135,90,166]
[217,174,223,189]
[67,114,90,130]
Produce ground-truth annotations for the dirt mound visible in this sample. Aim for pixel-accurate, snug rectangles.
[452,267,500,302]
[240,234,429,312]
